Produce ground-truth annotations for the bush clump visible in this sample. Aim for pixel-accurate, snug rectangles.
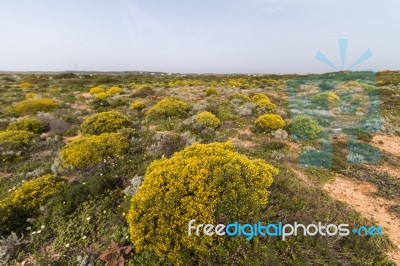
[94,92,109,100]
[205,87,217,96]
[0,174,65,234]
[0,130,36,144]
[311,91,340,108]
[255,114,285,132]
[7,118,45,134]
[130,101,146,111]
[145,97,189,119]
[13,98,59,115]
[251,94,276,110]
[89,86,105,95]
[80,111,131,135]
[196,111,221,128]
[59,133,129,169]
[290,116,323,140]
[127,142,278,264]
[228,93,251,102]
[106,86,123,95]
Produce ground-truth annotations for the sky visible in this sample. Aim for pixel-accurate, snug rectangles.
[0,0,399,74]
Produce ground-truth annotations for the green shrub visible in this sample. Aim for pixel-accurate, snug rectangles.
[7,118,45,134]
[59,133,129,169]
[205,87,217,96]
[255,114,285,132]
[311,92,340,108]
[290,116,323,140]
[80,111,131,135]
[196,111,221,128]
[13,98,59,114]
[251,94,276,110]
[127,142,278,264]
[0,174,64,234]
[132,85,155,97]
[130,101,146,111]
[145,98,189,119]
[0,130,36,161]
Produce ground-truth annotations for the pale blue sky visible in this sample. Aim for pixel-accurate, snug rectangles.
[0,0,399,73]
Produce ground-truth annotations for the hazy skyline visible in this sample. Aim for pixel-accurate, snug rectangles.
[1,0,399,74]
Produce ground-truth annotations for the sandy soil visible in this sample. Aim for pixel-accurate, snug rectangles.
[324,175,400,264]
[371,135,400,156]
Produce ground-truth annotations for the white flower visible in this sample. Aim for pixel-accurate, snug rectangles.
[82,235,87,240]
[41,225,45,229]
[31,231,37,235]
[37,230,42,234]
[65,243,70,248]
[86,216,91,221]
[26,227,31,231]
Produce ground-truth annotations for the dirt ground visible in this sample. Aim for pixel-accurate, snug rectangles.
[371,135,400,156]
[324,175,400,264]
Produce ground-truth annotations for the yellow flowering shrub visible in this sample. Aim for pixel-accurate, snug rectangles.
[127,142,278,264]
[145,97,189,119]
[0,130,36,143]
[80,111,131,135]
[14,98,59,115]
[255,114,285,132]
[19,82,34,88]
[228,93,251,102]
[129,101,146,111]
[205,87,217,96]
[94,92,109,100]
[59,133,129,169]
[311,91,340,108]
[252,94,276,110]
[196,111,221,128]
[106,86,123,95]
[89,86,105,95]
[7,118,45,134]
[0,174,65,233]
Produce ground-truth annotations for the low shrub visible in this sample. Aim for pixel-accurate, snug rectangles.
[196,111,221,128]
[106,86,123,95]
[7,118,45,134]
[13,98,59,115]
[130,101,146,111]
[18,82,34,88]
[228,93,251,102]
[94,92,110,100]
[205,88,217,96]
[80,111,131,135]
[145,98,189,119]
[127,142,278,264]
[0,130,36,143]
[255,114,285,132]
[59,133,129,169]
[0,174,65,234]
[311,92,340,108]
[251,94,276,110]
[89,86,105,95]
[132,86,155,97]
[25,93,37,99]
[290,116,323,140]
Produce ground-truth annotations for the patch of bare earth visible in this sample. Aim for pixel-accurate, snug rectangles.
[63,133,81,143]
[324,174,400,264]
[371,135,400,156]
